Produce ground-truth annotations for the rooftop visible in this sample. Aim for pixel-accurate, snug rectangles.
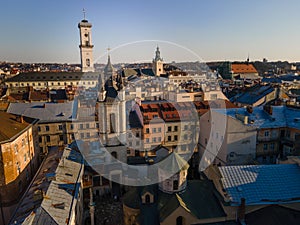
[231,63,258,74]
[11,147,83,224]
[230,85,275,105]
[219,164,300,206]
[214,105,300,130]
[5,71,98,82]
[7,101,76,123]
[0,111,37,143]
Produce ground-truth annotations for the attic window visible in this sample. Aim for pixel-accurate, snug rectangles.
[57,112,65,117]
[52,202,65,209]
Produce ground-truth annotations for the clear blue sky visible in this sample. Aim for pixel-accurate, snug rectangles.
[1,0,300,63]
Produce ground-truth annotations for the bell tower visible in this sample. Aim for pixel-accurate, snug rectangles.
[78,9,95,72]
[153,46,164,76]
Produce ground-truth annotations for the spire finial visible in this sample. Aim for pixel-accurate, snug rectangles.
[107,47,111,56]
[83,8,86,20]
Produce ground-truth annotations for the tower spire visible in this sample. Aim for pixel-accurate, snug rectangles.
[83,8,86,20]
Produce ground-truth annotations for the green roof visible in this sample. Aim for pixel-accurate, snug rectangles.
[158,152,189,174]
[158,180,226,222]
[123,187,140,209]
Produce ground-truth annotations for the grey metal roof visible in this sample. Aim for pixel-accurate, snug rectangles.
[5,72,99,82]
[231,85,274,105]
[20,148,83,225]
[7,102,75,123]
[214,105,300,130]
[219,164,300,206]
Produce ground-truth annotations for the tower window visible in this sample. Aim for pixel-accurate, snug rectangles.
[145,194,151,204]
[86,58,90,67]
[173,180,179,190]
[176,216,184,225]
[110,113,116,133]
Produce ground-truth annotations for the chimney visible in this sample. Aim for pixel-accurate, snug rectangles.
[237,198,246,222]
[16,115,24,123]
[246,105,253,114]
[263,105,272,115]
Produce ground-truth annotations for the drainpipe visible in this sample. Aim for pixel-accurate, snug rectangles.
[89,187,95,225]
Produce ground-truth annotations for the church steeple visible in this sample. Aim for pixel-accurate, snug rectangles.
[104,55,114,88]
[154,46,163,62]
[152,46,164,76]
[78,10,94,72]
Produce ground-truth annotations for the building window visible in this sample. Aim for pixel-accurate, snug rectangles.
[158,127,162,132]
[71,134,75,140]
[111,151,117,159]
[168,126,172,132]
[80,124,83,129]
[174,135,178,141]
[263,144,268,150]
[38,126,41,132]
[153,137,157,142]
[173,180,179,190]
[146,138,149,143]
[184,134,188,140]
[146,128,150,133]
[46,136,50,142]
[168,136,172,141]
[86,133,90,138]
[86,124,90,129]
[86,58,90,67]
[16,162,21,174]
[264,131,269,137]
[59,135,64,141]
[270,143,275,150]
[110,113,116,133]
[174,126,178,132]
[70,124,74,130]
[176,216,184,225]
[184,125,188,130]
[136,132,140,138]
[158,137,161,142]
[136,141,140,146]
[145,194,151,204]
[80,133,84,139]
[59,125,63,130]
[152,128,156,133]
[45,126,50,131]
[286,130,291,138]
[14,144,18,154]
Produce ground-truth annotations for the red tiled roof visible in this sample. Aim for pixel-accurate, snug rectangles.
[231,63,258,74]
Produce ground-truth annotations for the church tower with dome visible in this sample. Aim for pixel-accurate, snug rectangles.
[97,55,127,156]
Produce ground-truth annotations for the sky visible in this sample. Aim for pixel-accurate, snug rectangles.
[1,0,300,64]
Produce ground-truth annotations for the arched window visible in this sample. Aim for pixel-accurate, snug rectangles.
[86,58,90,67]
[110,113,116,133]
[111,151,117,159]
[173,180,179,190]
[145,194,150,204]
[176,216,184,225]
